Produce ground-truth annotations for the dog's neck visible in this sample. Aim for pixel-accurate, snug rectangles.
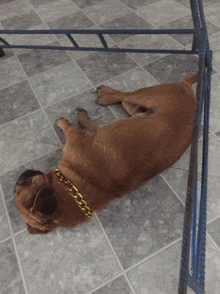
[55,164,119,212]
[55,168,93,218]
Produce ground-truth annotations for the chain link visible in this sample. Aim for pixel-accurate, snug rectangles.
[55,168,93,218]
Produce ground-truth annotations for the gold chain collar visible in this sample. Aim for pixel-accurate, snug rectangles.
[55,168,93,218]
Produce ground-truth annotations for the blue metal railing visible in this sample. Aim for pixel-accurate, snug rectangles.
[0,29,197,54]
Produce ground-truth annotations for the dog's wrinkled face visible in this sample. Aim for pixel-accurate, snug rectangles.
[14,170,59,234]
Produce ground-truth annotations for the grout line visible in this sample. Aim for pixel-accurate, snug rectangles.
[211,131,220,143]
[160,174,186,206]
[0,229,28,244]
[86,272,124,294]
[107,105,120,120]
[207,233,220,252]
[207,214,220,225]
[0,236,11,244]
[93,213,137,294]
[0,108,41,130]
[125,237,182,274]
[0,184,29,294]
[13,55,63,148]
[93,66,140,88]
[0,146,62,177]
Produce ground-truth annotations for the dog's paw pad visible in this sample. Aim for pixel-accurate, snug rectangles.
[56,117,69,128]
[96,97,108,106]
[75,108,88,116]
[96,85,106,97]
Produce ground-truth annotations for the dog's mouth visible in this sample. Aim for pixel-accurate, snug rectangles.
[15,170,44,187]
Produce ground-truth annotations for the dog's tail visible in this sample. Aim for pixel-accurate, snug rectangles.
[181,74,197,100]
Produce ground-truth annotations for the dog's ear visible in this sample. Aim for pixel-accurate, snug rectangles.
[30,187,58,215]
[16,170,44,186]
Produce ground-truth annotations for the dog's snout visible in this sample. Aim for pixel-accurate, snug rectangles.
[16,170,43,186]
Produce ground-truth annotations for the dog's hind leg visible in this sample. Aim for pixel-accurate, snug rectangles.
[96,86,125,106]
[96,85,155,114]
[75,108,99,132]
[121,101,150,116]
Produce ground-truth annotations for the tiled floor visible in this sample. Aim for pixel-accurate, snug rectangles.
[0,0,220,293]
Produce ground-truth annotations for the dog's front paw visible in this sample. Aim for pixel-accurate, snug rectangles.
[56,117,70,129]
[97,85,120,96]
[75,108,88,117]
[96,96,110,106]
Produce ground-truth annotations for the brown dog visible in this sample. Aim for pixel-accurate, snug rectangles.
[14,74,197,234]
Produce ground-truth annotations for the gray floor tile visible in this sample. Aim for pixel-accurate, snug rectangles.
[174,0,219,8]
[83,0,132,25]
[45,88,116,144]
[0,110,60,173]
[144,54,198,84]
[0,80,40,126]
[0,0,14,6]
[71,0,106,9]
[159,15,220,48]
[17,41,72,77]
[0,239,25,294]
[1,10,42,30]
[127,241,182,294]
[97,175,184,269]
[208,74,220,132]
[15,220,121,294]
[46,11,95,39]
[208,218,220,247]
[0,190,11,241]
[0,0,33,22]
[119,33,183,52]
[136,0,190,27]
[99,12,154,43]
[162,167,188,202]
[92,276,132,294]
[34,0,80,23]
[31,148,63,172]
[209,33,220,72]
[119,0,158,10]
[29,61,92,107]
[76,50,138,85]
[29,0,58,8]
[198,135,220,177]
[0,56,26,90]
[204,2,220,28]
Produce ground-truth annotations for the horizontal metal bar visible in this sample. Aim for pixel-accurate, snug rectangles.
[0,29,195,35]
[0,44,198,54]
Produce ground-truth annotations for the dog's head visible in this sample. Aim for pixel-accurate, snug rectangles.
[14,170,59,234]
[14,169,89,234]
